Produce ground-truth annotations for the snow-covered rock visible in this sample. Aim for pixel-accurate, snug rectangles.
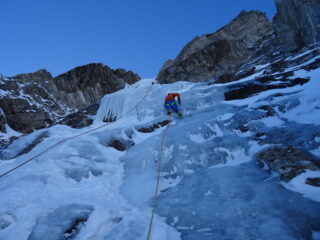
[274,0,320,52]
[256,146,320,181]
[0,64,140,134]
[1,1,320,239]
[1,53,320,238]
[157,10,273,84]
[157,0,320,85]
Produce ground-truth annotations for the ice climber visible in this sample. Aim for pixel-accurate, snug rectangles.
[164,93,183,118]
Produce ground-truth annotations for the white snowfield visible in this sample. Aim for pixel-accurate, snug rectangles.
[0,66,320,239]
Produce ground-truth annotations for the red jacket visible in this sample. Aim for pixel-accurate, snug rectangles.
[165,93,181,104]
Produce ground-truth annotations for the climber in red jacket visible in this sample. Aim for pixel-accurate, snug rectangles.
[164,93,183,118]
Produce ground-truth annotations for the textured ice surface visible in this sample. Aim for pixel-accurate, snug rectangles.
[0,80,180,240]
[156,163,320,240]
[28,204,93,240]
[284,170,320,202]
[119,73,320,239]
[0,129,49,160]
[1,65,320,240]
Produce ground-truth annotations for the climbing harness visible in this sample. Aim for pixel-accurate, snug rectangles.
[146,120,171,240]
[0,83,154,179]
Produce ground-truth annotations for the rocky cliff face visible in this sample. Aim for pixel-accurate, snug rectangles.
[52,63,140,108]
[257,146,320,182]
[0,109,6,133]
[157,11,274,84]
[157,0,320,84]
[0,64,140,134]
[0,70,69,133]
[273,0,320,53]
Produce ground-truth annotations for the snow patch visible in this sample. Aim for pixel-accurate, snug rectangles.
[216,113,234,121]
[283,171,320,203]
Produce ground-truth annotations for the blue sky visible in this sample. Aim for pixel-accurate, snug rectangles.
[0,0,276,78]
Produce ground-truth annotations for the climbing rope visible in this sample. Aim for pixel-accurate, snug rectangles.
[0,123,111,178]
[146,122,171,240]
[0,82,154,179]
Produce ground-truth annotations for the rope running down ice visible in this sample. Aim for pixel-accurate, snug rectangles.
[0,83,154,178]
[146,122,171,240]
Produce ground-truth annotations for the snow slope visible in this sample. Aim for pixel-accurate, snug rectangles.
[1,58,320,239]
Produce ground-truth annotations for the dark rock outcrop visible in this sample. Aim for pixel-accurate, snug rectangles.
[0,64,140,133]
[2,102,52,133]
[0,72,66,133]
[136,120,171,133]
[0,109,6,133]
[108,137,134,151]
[2,132,49,160]
[257,105,275,117]
[109,139,126,151]
[58,104,99,129]
[273,0,320,53]
[52,63,141,108]
[257,146,320,181]
[306,177,320,187]
[221,43,320,102]
[224,75,309,101]
[157,0,320,85]
[0,70,68,133]
[13,69,52,84]
[157,11,273,83]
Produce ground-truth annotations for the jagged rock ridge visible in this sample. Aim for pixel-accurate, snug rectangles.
[273,0,320,53]
[157,10,274,83]
[157,0,320,84]
[52,63,140,108]
[0,64,140,134]
[0,70,69,133]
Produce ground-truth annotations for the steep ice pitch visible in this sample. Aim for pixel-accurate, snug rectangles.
[1,66,320,240]
[94,78,199,124]
[0,79,181,240]
[94,75,318,239]
[118,73,320,238]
